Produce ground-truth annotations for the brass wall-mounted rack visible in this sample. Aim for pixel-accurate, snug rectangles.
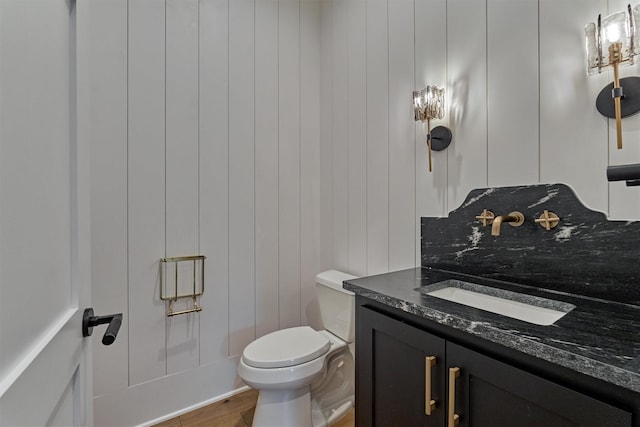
[160,255,205,317]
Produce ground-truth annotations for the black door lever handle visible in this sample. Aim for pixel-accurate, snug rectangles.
[82,308,123,345]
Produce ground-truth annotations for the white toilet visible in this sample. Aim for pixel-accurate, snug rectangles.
[237,270,358,427]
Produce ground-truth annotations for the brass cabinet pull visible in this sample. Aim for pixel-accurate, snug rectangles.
[448,367,460,427]
[425,356,437,415]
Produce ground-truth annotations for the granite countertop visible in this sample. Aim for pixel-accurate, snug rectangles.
[343,267,640,394]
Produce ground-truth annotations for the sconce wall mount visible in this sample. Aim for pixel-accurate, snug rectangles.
[595,76,640,118]
[429,126,453,151]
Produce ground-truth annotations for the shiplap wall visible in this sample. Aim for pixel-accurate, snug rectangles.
[89,0,640,425]
[322,0,640,277]
[89,1,322,425]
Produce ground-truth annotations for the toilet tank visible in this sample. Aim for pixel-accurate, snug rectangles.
[316,270,358,342]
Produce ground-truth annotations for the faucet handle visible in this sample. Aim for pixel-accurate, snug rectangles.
[475,209,495,227]
[535,210,560,230]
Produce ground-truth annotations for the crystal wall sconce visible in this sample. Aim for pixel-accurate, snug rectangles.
[413,86,452,172]
[585,4,640,150]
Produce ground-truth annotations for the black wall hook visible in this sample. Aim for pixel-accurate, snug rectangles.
[82,308,123,345]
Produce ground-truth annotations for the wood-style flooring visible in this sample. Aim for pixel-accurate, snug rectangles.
[152,389,355,427]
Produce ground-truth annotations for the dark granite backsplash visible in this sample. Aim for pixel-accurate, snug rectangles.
[421,183,640,305]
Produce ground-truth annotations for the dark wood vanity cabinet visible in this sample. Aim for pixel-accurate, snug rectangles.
[356,305,633,427]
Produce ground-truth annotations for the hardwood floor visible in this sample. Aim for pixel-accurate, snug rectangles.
[152,389,355,427]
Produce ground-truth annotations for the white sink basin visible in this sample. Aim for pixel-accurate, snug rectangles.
[423,280,575,326]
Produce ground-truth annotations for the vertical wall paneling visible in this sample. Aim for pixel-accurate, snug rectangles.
[366,0,390,275]
[319,0,334,280]
[607,0,640,219]
[331,0,349,272]
[539,0,609,213]
[414,0,448,265]
[446,0,488,211]
[165,0,201,374]
[487,0,539,187]
[255,0,280,338]
[279,0,302,329]
[89,0,128,396]
[388,0,416,271]
[347,0,368,277]
[300,0,323,328]
[228,0,256,356]
[198,0,229,365]
[199,0,230,364]
[127,0,167,385]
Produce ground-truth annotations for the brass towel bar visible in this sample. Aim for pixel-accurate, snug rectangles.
[160,255,205,317]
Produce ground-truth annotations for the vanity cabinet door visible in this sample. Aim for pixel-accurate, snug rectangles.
[446,342,632,427]
[357,306,446,427]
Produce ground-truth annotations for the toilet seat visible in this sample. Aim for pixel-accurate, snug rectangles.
[242,326,331,369]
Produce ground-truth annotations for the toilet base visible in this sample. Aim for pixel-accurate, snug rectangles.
[252,386,312,427]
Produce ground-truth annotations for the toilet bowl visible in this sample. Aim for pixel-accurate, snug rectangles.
[237,270,357,427]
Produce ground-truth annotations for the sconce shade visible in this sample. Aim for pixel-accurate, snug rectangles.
[425,86,445,120]
[413,89,425,121]
[585,5,640,74]
[413,85,445,122]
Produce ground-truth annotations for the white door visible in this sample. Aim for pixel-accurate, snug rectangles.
[0,1,97,425]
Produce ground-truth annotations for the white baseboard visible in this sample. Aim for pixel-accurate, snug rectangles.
[94,356,245,427]
[139,384,251,427]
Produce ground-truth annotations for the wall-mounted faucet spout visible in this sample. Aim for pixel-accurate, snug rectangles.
[491,211,525,236]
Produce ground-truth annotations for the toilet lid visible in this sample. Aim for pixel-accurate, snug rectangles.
[242,326,331,368]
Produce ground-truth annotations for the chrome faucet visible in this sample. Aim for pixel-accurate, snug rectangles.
[491,211,525,236]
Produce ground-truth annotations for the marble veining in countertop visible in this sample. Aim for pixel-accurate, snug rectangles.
[344,267,640,394]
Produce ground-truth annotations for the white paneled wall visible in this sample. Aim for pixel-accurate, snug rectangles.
[127,0,167,387]
[89,0,640,425]
[446,0,488,210]
[228,0,256,359]
[487,0,539,187]
[332,0,349,274]
[255,0,280,340]
[89,1,323,425]
[300,0,323,328]
[388,0,416,272]
[279,0,303,330]
[366,0,391,275]
[199,0,231,367]
[347,0,368,276]
[322,0,640,280]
